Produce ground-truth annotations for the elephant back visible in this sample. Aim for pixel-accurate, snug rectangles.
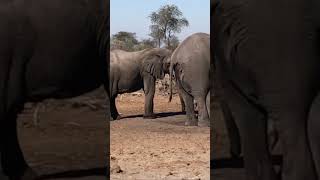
[171,33,210,65]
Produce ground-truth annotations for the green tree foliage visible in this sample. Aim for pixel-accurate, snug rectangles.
[149,25,164,48]
[149,4,188,49]
[165,35,180,51]
[134,38,157,51]
[111,31,139,51]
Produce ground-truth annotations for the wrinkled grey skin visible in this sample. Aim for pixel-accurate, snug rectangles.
[110,48,171,120]
[163,61,187,113]
[0,0,108,179]
[213,0,320,180]
[217,94,279,158]
[216,82,279,158]
[308,93,320,179]
[169,33,210,127]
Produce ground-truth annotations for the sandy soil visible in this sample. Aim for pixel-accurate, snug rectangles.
[16,90,108,180]
[110,91,210,180]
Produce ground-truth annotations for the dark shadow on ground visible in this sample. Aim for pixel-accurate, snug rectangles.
[120,111,186,119]
[211,155,282,169]
[36,167,107,180]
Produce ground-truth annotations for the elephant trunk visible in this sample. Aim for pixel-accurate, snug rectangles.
[169,63,174,102]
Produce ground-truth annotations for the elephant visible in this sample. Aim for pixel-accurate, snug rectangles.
[212,0,320,180]
[110,48,171,120]
[0,0,109,179]
[308,93,320,179]
[168,33,210,127]
[214,87,279,158]
[163,62,188,113]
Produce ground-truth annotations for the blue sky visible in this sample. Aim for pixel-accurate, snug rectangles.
[110,0,210,41]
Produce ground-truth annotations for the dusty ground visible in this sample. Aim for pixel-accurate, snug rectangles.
[110,90,210,180]
[17,89,108,180]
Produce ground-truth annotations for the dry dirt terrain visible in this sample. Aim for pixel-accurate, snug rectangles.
[17,88,108,180]
[110,88,210,180]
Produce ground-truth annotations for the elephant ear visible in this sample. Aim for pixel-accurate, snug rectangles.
[142,53,164,79]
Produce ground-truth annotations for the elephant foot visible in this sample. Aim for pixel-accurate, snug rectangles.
[268,130,279,152]
[230,149,241,159]
[22,168,37,180]
[143,114,157,119]
[185,119,198,126]
[111,114,122,121]
[10,167,38,180]
[198,120,210,127]
[0,174,8,180]
[230,141,241,158]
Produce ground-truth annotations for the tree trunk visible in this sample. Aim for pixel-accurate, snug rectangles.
[167,31,172,49]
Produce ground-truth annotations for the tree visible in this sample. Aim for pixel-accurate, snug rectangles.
[166,35,179,50]
[149,4,189,49]
[134,38,157,51]
[111,31,139,51]
[149,25,163,48]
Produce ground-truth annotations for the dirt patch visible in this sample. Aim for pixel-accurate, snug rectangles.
[17,88,108,179]
[15,82,210,179]
[111,89,210,180]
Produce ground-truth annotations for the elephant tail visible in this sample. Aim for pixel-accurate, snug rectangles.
[169,63,174,102]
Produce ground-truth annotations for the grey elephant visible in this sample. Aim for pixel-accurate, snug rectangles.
[212,0,320,180]
[110,48,171,120]
[215,90,279,158]
[168,33,210,127]
[0,0,108,179]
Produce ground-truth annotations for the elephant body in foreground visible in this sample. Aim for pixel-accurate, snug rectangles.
[0,0,109,179]
[215,90,279,158]
[169,33,210,127]
[213,0,320,180]
[110,48,171,120]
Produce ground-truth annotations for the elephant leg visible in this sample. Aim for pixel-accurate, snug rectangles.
[206,91,210,117]
[195,94,210,127]
[181,93,197,126]
[0,55,11,179]
[3,55,37,179]
[267,119,278,152]
[176,81,197,126]
[178,91,186,113]
[224,86,277,180]
[194,100,198,113]
[262,96,316,180]
[110,95,120,120]
[103,83,111,121]
[143,75,156,119]
[308,93,320,178]
[2,112,37,180]
[109,77,120,120]
[220,100,241,158]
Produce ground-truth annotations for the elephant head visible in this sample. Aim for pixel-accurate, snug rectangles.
[141,48,172,79]
[163,55,172,75]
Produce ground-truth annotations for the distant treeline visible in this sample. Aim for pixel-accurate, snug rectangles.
[111,4,189,51]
